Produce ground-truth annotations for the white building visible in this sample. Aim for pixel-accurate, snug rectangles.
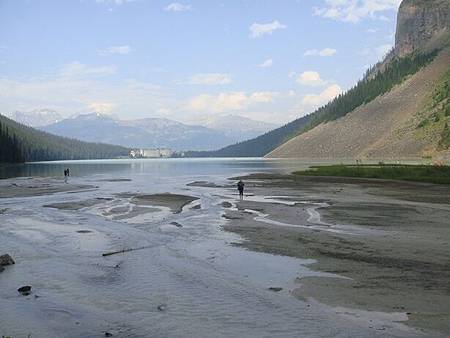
[129,148,173,158]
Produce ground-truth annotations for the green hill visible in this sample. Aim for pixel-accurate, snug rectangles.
[0,114,129,163]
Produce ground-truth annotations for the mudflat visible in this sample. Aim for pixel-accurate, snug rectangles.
[0,177,96,198]
[223,174,450,335]
[131,193,199,213]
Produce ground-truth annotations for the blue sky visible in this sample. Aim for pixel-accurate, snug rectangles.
[0,0,401,124]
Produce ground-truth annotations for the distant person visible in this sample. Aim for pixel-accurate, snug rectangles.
[66,168,70,176]
[64,169,68,183]
[237,180,245,200]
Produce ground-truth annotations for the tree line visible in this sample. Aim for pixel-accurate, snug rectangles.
[0,114,129,163]
[186,49,440,157]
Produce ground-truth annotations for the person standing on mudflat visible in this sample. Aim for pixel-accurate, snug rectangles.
[237,180,245,200]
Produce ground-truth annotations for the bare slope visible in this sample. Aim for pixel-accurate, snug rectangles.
[267,48,450,160]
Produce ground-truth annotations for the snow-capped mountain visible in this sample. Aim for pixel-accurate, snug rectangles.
[194,115,279,141]
[4,110,279,151]
[41,113,237,151]
[5,109,63,127]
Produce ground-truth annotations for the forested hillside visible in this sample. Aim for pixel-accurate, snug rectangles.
[0,114,129,163]
[268,48,450,159]
[187,50,439,157]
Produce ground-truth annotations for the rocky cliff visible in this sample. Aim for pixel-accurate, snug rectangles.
[395,0,450,56]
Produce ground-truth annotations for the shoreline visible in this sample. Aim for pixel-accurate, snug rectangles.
[222,173,450,335]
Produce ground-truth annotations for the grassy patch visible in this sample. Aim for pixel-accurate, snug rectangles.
[439,123,450,150]
[294,164,450,184]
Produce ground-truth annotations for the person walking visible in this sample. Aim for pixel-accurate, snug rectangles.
[237,180,245,200]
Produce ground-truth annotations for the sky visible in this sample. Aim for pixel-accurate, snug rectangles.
[0,0,402,125]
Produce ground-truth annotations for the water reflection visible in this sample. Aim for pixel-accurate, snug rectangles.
[0,158,323,179]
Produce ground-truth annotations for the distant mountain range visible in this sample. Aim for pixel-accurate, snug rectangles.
[5,111,277,151]
[6,109,63,127]
[195,114,278,142]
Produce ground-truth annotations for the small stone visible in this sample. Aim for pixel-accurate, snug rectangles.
[170,222,183,228]
[18,285,32,296]
[104,332,113,337]
[0,254,15,266]
[157,304,167,312]
[221,202,233,208]
[268,287,283,292]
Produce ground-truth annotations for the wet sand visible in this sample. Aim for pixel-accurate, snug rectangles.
[131,193,199,213]
[0,177,96,198]
[223,174,450,335]
[1,172,448,337]
[44,198,112,210]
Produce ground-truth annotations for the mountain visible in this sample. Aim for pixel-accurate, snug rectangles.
[189,0,450,159]
[0,114,128,163]
[267,50,450,159]
[267,0,450,160]
[41,113,237,151]
[195,115,279,141]
[5,109,63,127]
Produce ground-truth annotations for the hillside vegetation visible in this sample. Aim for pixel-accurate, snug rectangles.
[295,164,450,184]
[188,50,439,157]
[415,70,450,150]
[268,48,450,159]
[0,114,129,163]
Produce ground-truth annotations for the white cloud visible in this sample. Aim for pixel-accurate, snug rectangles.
[59,61,116,78]
[89,102,115,113]
[98,45,132,56]
[185,73,232,85]
[188,91,275,113]
[313,0,401,23]
[165,2,191,12]
[258,59,273,68]
[301,84,342,107]
[296,71,326,86]
[375,43,393,58]
[304,48,337,57]
[0,62,167,118]
[95,0,134,5]
[249,20,286,38]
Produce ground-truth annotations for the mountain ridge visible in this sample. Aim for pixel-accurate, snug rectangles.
[267,48,450,159]
[39,113,275,151]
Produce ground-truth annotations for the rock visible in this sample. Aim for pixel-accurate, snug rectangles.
[0,254,15,266]
[18,285,32,296]
[190,204,201,210]
[268,287,283,292]
[104,332,113,337]
[76,230,93,233]
[0,208,7,214]
[0,266,4,273]
[157,304,167,312]
[395,0,450,57]
[221,201,233,208]
[170,222,183,228]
